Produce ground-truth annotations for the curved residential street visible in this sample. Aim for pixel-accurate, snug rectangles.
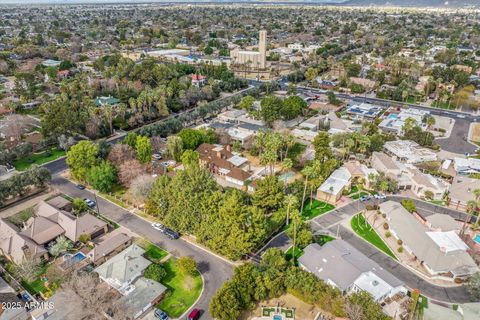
[258,197,476,304]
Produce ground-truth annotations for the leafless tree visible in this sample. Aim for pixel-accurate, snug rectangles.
[345,301,364,320]
[130,174,156,202]
[107,144,136,166]
[118,159,146,187]
[15,257,41,282]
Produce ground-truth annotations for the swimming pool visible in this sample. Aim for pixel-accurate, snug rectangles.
[387,114,398,120]
[273,316,283,320]
[474,234,480,244]
[71,252,86,263]
[61,252,87,270]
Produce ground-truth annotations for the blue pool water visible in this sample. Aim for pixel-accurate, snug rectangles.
[69,252,86,263]
[273,316,283,320]
[474,234,480,244]
[387,114,398,120]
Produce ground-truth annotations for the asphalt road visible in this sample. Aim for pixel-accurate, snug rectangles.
[257,198,476,304]
[295,86,478,154]
[50,175,233,318]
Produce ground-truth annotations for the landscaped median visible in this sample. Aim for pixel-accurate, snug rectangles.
[350,213,397,259]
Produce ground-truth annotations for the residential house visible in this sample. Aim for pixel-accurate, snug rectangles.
[87,230,132,265]
[94,244,167,319]
[0,276,28,320]
[449,176,480,209]
[371,152,448,200]
[383,140,437,164]
[196,143,253,190]
[379,108,429,134]
[454,157,480,175]
[346,103,383,119]
[0,200,107,264]
[316,167,352,204]
[299,240,407,302]
[379,201,478,279]
[190,74,207,87]
[94,96,120,107]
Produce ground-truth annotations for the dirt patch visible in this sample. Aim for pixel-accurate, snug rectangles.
[183,275,195,291]
[471,123,480,142]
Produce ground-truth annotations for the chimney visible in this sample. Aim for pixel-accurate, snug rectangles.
[226,145,232,152]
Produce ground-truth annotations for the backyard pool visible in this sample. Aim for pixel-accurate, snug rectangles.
[60,252,87,270]
[387,113,398,120]
[474,234,480,244]
[273,316,283,320]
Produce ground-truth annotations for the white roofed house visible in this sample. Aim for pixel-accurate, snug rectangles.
[316,167,352,204]
[384,140,437,164]
[379,201,478,280]
[454,157,480,175]
[298,240,407,302]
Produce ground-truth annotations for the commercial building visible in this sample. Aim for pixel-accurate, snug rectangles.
[299,240,407,302]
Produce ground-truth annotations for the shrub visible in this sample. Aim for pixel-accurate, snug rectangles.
[177,256,198,275]
[366,205,374,210]
[383,223,389,230]
[382,213,386,218]
[143,264,166,282]
[401,199,416,213]
[78,234,91,244]
[397,239,403,245]
[397,246,403,253]
[376,210,381,215]
[385,231,391,238]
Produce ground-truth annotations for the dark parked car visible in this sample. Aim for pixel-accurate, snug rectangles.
[164,228,179,240]
[154,309,169,320]
[187,309,200,320]
[76,184,86,190]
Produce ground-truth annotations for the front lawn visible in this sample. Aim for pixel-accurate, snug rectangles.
[144,244,168,264]
[351,191,369,200]
[13,148,66,171]
[301,198,335,220]
[316,234,335,246]
[351,214,396,259]
[157,258,203,318]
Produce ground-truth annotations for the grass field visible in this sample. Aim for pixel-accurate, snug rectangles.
[136,239,169,264]
[13,148,66,171]
[351,214,396,259]
[316,234,335,246]
[157,258,203,318]
[302,198,335,220]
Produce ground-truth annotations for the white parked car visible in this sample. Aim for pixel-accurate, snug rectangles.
[151,222,165,232]
[152,153,162,160]
[374,194,386,199]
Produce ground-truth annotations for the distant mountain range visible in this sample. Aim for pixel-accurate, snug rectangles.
[343,0,480,7]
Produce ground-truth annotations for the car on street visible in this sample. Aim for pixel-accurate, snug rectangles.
[359,195,371,202]
[164,228,179,240]
[152,222,165,232]
[76,184,86,190]
[154,309,169,320]
[374,193,386,199]
[187,309,201,320]
[84,198,96,208]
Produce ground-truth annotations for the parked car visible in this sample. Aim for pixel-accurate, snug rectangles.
[154,309,169,320]
[187,309,201,320]
[152,153,162,160]
[84,198,96,208]
[164,228,179,240]
[76,184,86,190]
[374,193,386,199]
[152,222,165,232]
[359,195,371,202]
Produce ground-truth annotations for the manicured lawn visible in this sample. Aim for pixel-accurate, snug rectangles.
[351,214,396,259]
[431,101,455,110]
[302,198,335,220]
[157,258,203,318]
[13,148,66,171]
[285,246,303,262]
[348,185,359,195]
[144,244,168,264]
[21,263,49,295]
